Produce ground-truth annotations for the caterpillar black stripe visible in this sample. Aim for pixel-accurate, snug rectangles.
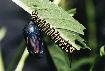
[31,10,76,53]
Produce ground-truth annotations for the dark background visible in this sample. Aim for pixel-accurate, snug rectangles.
[0,0,105,71]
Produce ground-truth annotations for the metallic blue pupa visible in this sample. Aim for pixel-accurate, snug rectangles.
[23,21,44,56]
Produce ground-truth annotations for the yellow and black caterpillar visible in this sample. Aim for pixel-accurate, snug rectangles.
[31,10,76,54]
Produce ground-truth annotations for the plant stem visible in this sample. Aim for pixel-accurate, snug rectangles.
[15,48,29,71]
[0,48,5,71]
[85,0,97,49]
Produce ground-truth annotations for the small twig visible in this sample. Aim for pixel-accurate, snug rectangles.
[15,48,29,71]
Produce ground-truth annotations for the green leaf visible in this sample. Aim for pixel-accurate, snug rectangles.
[0,27,6,41]
[67,8,76,16]
[100,46,105,56]
[71,57,94,71]
[56,29,89,50]
[12,0,89,70]
[12,0,88,50]
[12,0,85,35]
[48,43,71,71]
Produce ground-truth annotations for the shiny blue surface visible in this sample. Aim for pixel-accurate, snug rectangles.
[23,21,44,56]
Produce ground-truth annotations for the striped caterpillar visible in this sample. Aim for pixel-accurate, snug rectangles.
[31,10,76,53]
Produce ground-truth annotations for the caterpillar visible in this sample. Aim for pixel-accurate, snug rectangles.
[31,10,76,54]
[23,21,44,56]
